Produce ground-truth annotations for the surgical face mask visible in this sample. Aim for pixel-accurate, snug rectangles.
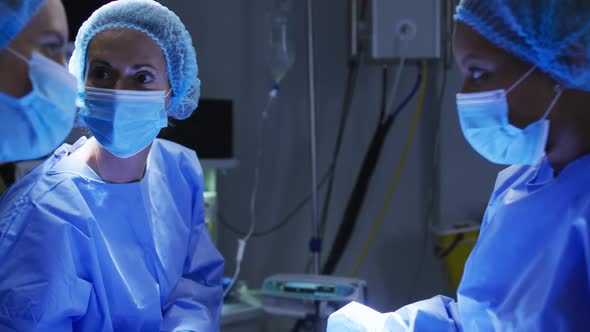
[456,67,563,166]
[80,87,169,158]
[0,48,77,162]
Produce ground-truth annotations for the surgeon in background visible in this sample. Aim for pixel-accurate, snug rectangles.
[329,0,590,330]
[0,0,76,162]
[0,0,223,331]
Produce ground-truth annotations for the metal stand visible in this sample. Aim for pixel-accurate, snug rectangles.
[306,1,321,331]
[306,0,320,278]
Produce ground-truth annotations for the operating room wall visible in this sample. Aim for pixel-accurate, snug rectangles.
[159,0,502,318]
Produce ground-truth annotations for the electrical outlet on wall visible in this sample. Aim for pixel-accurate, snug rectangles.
[371,0,442,61]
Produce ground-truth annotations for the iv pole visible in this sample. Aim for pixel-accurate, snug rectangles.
[306,2,323,330]
[306,0,320,277]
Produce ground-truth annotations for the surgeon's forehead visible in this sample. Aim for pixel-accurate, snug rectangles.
[86,28,166,71]
[24,0,68,41]
[453,22,516,66]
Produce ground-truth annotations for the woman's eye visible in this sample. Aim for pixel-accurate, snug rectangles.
[470,68,488,80]
[136,72,154,84]
[43,43,65,56]
[91,67,110,80]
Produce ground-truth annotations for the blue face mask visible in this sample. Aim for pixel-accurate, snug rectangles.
[80,87,169,158]
[0,48,77,162]
[456,67,563,166]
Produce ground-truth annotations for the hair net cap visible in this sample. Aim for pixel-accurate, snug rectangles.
[0,0,46,51]
[69,0,200,120]
[455,0,590,92]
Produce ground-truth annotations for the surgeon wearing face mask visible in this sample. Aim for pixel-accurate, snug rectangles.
[328,0,590,331]
[0,0,224,331]
[0,0,76,162]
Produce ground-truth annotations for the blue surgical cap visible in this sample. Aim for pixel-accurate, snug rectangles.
[455,0,590,91]
[0,0,46,51]
[69,0,200,120]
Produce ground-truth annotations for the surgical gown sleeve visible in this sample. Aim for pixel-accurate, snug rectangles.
[160,168,225,332]
[0,181,104,331]
[327,296,461,332]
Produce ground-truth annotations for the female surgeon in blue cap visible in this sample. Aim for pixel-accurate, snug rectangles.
[329,0,590,331]
[0,0,224,331]
[0,0,76,162]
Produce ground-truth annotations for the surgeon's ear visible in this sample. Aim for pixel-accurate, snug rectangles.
[165,89,173,110]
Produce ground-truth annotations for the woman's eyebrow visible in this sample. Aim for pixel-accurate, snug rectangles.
[461,54,479,67]
[131,63,158,71]
[89,59,112,67]
[38,31,66,46]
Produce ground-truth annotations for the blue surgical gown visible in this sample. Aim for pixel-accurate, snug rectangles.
[328,155,590,331]
[0,137,225,331]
